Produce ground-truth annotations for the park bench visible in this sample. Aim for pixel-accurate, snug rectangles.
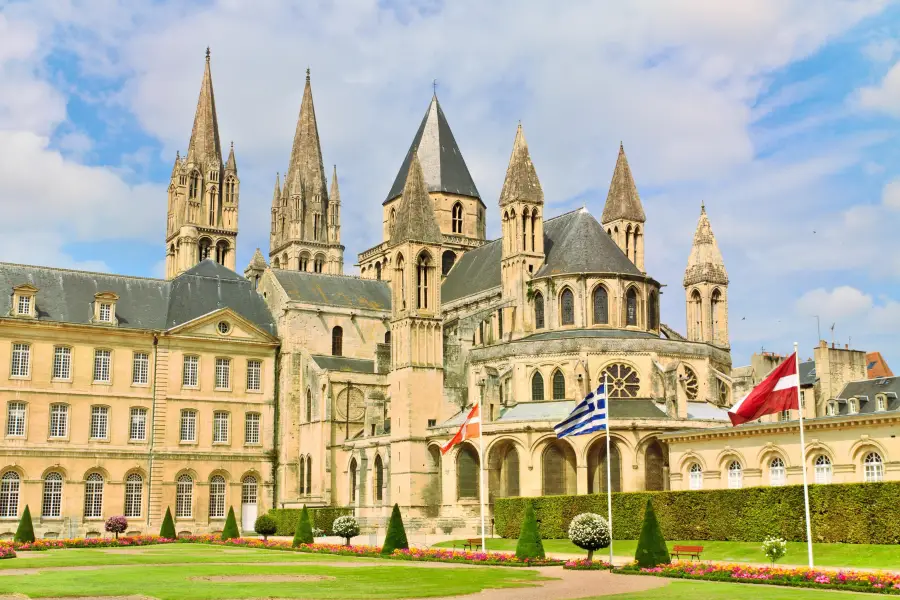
[671,545,704,561]
[462,538,482,551]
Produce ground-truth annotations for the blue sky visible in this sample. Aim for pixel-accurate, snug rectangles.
[2,0,900,369]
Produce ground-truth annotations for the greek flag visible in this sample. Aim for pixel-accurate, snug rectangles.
[553,383,608,438]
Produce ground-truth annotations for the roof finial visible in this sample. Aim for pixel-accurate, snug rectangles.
[306,67,310,82]
[432,78,438,96]
[701,199,706,213]
[176,150,180,160]
[205,47,210,61]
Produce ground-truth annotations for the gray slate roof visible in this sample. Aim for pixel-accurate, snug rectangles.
[835,376,900,415]
[311,355,375,374]
[799,360,817,386]
[520,328,658,342]
[385,95,481,203]
[685,402,730,421]
[0,260,277,336]
[271,270,391,312]
[390,154,443,245]
[441,238,502,304]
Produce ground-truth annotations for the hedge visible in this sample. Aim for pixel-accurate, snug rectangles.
[494,482,900,544]
[268,507,353,536]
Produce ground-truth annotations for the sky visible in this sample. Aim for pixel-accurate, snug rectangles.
[2,0,900,369]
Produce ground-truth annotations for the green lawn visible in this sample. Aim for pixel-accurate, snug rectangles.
[605,580,869,599]
[436,538,900,569]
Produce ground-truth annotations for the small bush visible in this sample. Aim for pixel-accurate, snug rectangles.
[293,506,314,547]
[333,515,360,546]
[14,505,35,543]
[267,507,352,536]
[568,513,610,562]
[254,514,277,541]
[105,516,128,540]
[312,527,325,538]
[159,507,176,539]
[762,536,787,565]
[381,504,409,555]
[222,507,240,540]
[515,502,545,560]
[634,498,669,568]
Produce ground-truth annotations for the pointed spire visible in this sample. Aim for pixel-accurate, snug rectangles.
[391,153,442,245]
[283,68,327,205]
[186,48,222,166]
[499,122,543,206]
[684,204,728,287]
[250,247,267,269]
[225,141,237,171]
[271,173,281,208]
[171,152,181,176]
[330,165,340,205]
[601,143,645,224]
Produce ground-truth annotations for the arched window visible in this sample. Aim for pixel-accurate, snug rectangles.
[457,445,479,499]
[43,472,63,518]
[176,474,193,518]
[299,456,306,496]
[625,224,632,259]
[299,254,309,271]
[273,257,280,269]
[84,473,104,519]
[209,475,226,519]
[442,251,456,276]
[711,289,722,343]
[314,255,324,273]
[626,288,638,326]
[534,292,545,329]
[0,472,19,518]
[490,444,520,498]
[592,286,609,325]
[417,253,431,310]
[727,461,743,489]
[349,458,358,504]
[542,444,568,495]
[645,440,666,491]
[374,455,384,503]
[332,326,343,356]
[188,171,199,200]
[590,443,622,493]
[375,261,382,280]
[648,291,659,330]
[215,240,228,265]
[814,455,832,484]
[552,369,566,400]
[864,452,884,482]
[242,476,257,506]
[389,207,396,233]
[602,363,641,398]
[682,366,699,400]
[560,288,574,326]
[225,176,236,204]
[306,455,312,495]
[769,457,786,486]
[689,463,702,490]
[199,238,212,261]
[521,207,529,250]
[633,226,640,263]
[690,290,702,340]
[384,331,391,344]
[531,211,538,251]
[452,202,463,234]
[531,372,544,401]
[124,473,142,518]
[306,389,312,422]
[396,254,406,309]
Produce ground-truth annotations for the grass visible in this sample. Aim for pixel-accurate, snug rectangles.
[436,538,900,569]
[603,580,869,599]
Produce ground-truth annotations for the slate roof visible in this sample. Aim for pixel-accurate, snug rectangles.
[519,328,658,342]
[835,376,900,415]
[271,270,391,312]
[311,355,375,374]
[799,360,817,386]
[601,143,645,223]
[441,238,502,304]
[498,123,543,206]
[685,402,730,421]
[385,95,480,203]
[390,154,443,245]
[0,260,277,336]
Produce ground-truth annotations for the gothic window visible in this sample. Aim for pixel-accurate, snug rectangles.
[349,458,358,504]
[592,286,609,325]
[332,326,343,357]
[625,224,632,259]
[542,443,568,496]
[531,371,544,401]
[299,254,309,271]
[633,226,640,263]
[306,389,312,422]
[521,208,529,250]
[691,290,703,340]
[602,363,640,398]
[494,445,520,498]
[314,255,324,273]
[417,253,431,310]
[626,288,638,326]
[374,455,384,503]
[199,238,212,261]
[552,369,566,400]
[299,457,306,496]
[648,291,659,330]
[711,288,722,343]
[452,202,463,234]
[273,257,280,269]
[442,251,456,276]
[313,213,320,241]
[209,187,218,225]
[498,309,503,338]
[716,379,730,405]
[590,443,621,493]
[534,292,545,329]
[502,211,509,253]
[215,240,228,265]
[531,211,538,251]
[188,171,199,200]
[384,331,391,344]
[389,208,396,233]
[560,288,574,326]
[306,455,312,494]
[682,366,698,400]
[225,176,236,204]
[644,440,666,491]
[375,261,382,280]
[397,254,406,309]
[457,445,479,499]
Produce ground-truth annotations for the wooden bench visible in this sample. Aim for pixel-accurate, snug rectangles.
[671,545,704,561]
[462,538,482,551]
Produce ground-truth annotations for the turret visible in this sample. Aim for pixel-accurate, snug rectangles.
[601,143,646,271]
[328,165,341,245]
[684,204,729,346]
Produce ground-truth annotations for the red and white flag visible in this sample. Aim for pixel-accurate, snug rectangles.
[728,352,799,426]
[440,404,480,454]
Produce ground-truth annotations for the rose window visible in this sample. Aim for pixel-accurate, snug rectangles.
[601,363,640,398]
[682,366,698,400]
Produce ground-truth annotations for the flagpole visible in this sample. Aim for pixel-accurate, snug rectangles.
[795,342,814,569]
[605,372,613,567]
[477,402,487,553]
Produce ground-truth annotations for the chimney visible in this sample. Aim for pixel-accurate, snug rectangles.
[845,344,849,350]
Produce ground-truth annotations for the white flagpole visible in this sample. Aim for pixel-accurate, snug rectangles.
[794,342,814,569]
[477,403,487,553]
[605,372,613,566]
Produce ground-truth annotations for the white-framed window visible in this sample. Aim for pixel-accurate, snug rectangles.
[52,346,72,380]
[0,472,20,518]
[10,343,30,378]
[175,474,193,518]
[182,355,199,388]
[83,473,103,519]
[99,302,112,323]
[49,404,68,438]
[129,407,147,441]
[132,352,149,385]
[90,406,109,439]
[242,476,257,505]
[689,463,702,490]
[208,475,225,518]
[727,461,743,489]
[826,402,836,416]
[864,452,884,483]
[42,472,62,518]
[180,410,197,443]
[814,455,832,484]
[6,402,25,437]
[93,349,111,383]
[246,359,261,391]
[213,411,229,443]
[779,410,791,422]
[215,358,231,390]
[16,295,30,316]
[848,398,858,415]
[769,457,786,486]
[245,412,260,445]
[124,473,142,518]
[876,395,886,412]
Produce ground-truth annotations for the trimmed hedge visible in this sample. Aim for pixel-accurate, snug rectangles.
[268,507,353,536]
[494,482,900,544]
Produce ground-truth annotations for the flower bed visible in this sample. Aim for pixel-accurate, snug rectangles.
[564,559,611,570]
[616,561,900,595]
[392,548,563,567]
[5,535,172,552]
[0,546,15,560]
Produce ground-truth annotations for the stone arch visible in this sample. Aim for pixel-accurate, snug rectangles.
[586,435,625,493]
[849,438,889,462]
[715,449,746,471]
[530,369,545,401]
[591,283,609,325]
[541,439,577,495]
[373,454,385,504]
[441,250,456,276]
[558,286,575,326]
[487,438,522,501]
[756,444,791,469]
[803,441,837,465]
[676,451,708,472]
[642,438,668,491]
[456,441,480,499]
[624,284,640,327]
[81,466,111,481]
[40,465,68,480]
[533,291,545,329]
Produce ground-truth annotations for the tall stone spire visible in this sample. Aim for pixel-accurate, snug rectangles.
[684,203,729,347]
[284,68,327,206]
[329,164,340,206]
[391,153,442,245]
[328,165,341,245]
[225,141,237,171]
[499,123,543,206]
[684,204,728,287]
[271,173,281,208]
[186,47,222,166]
[601,143,645,224]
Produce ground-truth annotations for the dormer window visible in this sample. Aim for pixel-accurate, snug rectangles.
[99,303,112,323]
[93,292,119,326]
[17,295,30,316]
[11,284,37,318]
[848,398,858,415]
[876,394,886,412]
[826,401,836,416]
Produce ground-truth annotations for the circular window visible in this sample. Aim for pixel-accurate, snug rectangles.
[217,321,231,335]
[682,366,698,400]
[601,363,640,398]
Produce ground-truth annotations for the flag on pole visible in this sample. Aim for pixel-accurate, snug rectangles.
[728,352,799,426]
[554,383,607,438]
[440,404,480,455]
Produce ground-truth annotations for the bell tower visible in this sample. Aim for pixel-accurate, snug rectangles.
[601,143,645,271]
[684,204,729,346]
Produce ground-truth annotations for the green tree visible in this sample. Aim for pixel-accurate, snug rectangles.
[515,502,545,560]
[381,503,409,555]
[634,498,670,568]
[292,505,314,547]
[13,505,35,543]
[159,507,176,539]
[222,506,240,540]
[254,514,277,541]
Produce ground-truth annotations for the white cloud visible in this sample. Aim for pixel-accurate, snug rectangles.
[858,59,900,115]
[882,178,900,209]
[862,38,900,62]
[796,286,873,321]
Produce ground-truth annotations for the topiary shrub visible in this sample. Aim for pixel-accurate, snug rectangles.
[292,505,314,547]
[254,514,277,541]
[381,504,409,555]
[222,506,240,540]
[14,505,35,543]
[105,516,128,540]
[568,513,610,562]
[333,515,360,546]
[515,502,545,560]
[634,498,669,568]
[267,507,353,536]
[159,507,176,539]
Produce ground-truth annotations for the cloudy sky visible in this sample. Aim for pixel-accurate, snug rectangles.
[2,0,900,368]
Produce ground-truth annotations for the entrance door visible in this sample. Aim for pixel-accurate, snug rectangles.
[241,476,258,532]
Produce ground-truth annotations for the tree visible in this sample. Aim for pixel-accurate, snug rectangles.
[13,505,35,543]
[222,506,240,540]
[634,498,670,568]
[292,505,314,547]
[515,502,545,560]
[567,513,610,562]
[159,507,176,539]
[381,504,409,555]
[105,516,128,540]
[333,515,360,546]
[254,514,277,542]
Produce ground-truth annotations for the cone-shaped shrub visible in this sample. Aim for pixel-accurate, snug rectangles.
[381,503,409,555]
[292,505,314,547]
[14,505,35,543]
[222,506,240,540]
[159,507,176,539]
[515,502,545,560]
[634,498,670,568]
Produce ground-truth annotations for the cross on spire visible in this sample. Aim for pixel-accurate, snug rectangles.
[432,79,437,96]
[205,46,210,61]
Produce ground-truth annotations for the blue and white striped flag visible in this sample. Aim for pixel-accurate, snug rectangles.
[553,383,608,438]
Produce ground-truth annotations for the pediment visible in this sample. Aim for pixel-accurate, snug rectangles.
[166,307,278,343]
